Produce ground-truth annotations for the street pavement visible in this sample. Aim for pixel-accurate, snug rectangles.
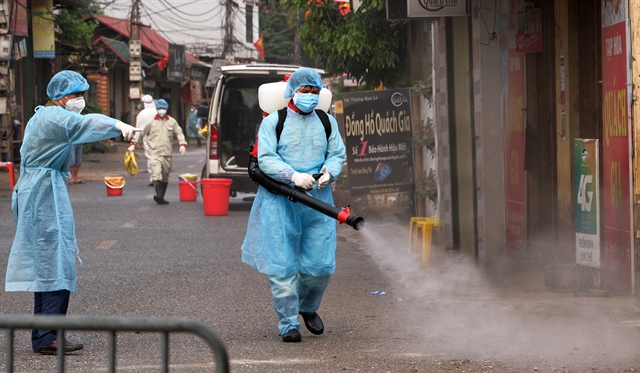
[0,143,639,372]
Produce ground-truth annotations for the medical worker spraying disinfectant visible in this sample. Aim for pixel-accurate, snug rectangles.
[241,68,346,343]
[4,70,139,355]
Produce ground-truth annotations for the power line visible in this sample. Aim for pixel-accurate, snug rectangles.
[156,0,220,17]
[144,1,224,26]
[139,1,177,44]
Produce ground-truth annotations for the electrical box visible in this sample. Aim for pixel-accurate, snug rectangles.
[129,60,141,81]
[0,1,10,33]
[129,84,140,99]
[0,74,10,91]
[0,97,8,114]
[0,60,9,75]
[0,33,12,61]
[129,40,141,58]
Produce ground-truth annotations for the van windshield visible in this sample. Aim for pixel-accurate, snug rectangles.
[219,75,287,169]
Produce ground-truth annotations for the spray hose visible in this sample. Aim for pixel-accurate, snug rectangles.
[248,157,364,230]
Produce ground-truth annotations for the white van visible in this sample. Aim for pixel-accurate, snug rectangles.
[201,64,325,196]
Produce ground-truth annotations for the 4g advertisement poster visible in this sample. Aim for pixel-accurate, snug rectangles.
[574,139,600,268]
[342,89,414,196]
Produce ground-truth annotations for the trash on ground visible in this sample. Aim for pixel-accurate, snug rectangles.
[370,290,386,295]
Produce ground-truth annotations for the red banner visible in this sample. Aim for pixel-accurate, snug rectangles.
[505,49,526,249]
[601,21,632,292]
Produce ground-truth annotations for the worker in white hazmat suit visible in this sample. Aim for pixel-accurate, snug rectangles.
[4,70,138,355]
[136,94,156,185]
[129,99,187,205]
[241,68,346,342]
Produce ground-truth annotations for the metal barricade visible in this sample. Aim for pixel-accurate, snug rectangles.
[0,314,229,373]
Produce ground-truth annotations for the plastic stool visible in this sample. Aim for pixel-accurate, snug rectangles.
[408,217,429,253]
[0,162,15,190]
[408,217,442,263]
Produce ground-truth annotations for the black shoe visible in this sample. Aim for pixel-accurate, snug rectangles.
[153,195,169,205]
[36,339,84,355]
[282,329,301,342]
[299,312,324,335]
[148,182,154,187]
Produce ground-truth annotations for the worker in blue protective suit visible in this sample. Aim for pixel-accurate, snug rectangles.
[185,102,203,147]
[241,68,346,343]
[4,70,138,355]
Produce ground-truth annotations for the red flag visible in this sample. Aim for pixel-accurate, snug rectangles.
[180,81,191,104]
[253,35,265,59]
[157,55,169,72]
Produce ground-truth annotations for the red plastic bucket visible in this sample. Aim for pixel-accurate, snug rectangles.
[201,178,233,216]
[105,183,124,196]
[179,181,198,201]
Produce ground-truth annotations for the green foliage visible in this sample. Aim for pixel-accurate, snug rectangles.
[82,101,102,115]
[413,117,435,158]
[287,0,408,89]
[81,101,105,153]
[259,1,314,65]
[411,80,433,105]
[56,9,98,49]
[259,2,294,63]
[416,169,438,209]
[55,1,101,66]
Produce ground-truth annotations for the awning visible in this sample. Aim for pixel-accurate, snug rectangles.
[93,36,149,68]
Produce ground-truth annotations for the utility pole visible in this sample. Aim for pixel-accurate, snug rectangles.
[223,0,236,63]
[129,0,142,125]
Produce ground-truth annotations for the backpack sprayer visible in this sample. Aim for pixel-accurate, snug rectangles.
[248,81,365,231]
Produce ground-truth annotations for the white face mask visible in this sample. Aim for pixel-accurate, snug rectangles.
[157,109,167,117]
[64,97,85,114]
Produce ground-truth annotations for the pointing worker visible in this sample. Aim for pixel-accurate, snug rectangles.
[4,70,139,355]
[128,99,187,205]
[241,68,346,342]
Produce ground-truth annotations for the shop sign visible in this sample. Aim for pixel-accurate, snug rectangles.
[515,2,543,53]
[387,0,468,19]
[601,0,632,292]
[167,44,185,82]
[11,0,28,37]
[505,49,526,250]
[575,139,600,268]
[343,89,414,196]
[32,0,54,59]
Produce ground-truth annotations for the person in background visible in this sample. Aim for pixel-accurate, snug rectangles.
[241,68,346,343]
[67,143,83,184]
[4,70,138,355]
[186,102,203,147]
[128,99,187,205]
[136,94,156,186]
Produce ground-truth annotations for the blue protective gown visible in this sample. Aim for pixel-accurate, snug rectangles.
[5,105,121,294]
[241,107,346,278]
[186,110,202,139]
